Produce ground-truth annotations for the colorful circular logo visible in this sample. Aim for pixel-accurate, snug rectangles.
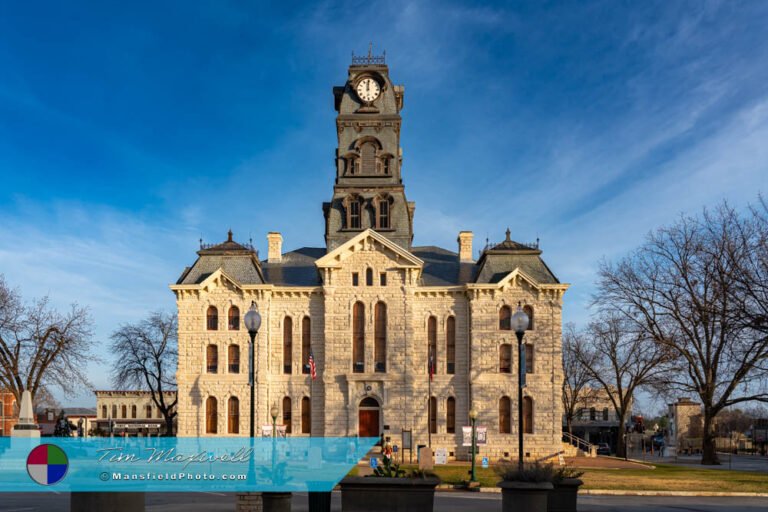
[26,444,69,486]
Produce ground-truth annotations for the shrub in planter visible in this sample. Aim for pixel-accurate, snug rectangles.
[549,467,584,512]
[495,461,555,512]
[340,459,440,512]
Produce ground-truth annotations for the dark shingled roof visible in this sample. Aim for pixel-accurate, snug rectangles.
[411,246,478,286]
[176,231,265,285]
[261,247,325,286]
[474,230,559,284]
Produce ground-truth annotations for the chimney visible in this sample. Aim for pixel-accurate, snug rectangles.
[458,231,474,262]
[267,232,283,263]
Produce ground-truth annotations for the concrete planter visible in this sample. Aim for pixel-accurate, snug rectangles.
[548,479,583,512]
[340,476,440,512]
[498,481,554,512]
[70,492,145,512]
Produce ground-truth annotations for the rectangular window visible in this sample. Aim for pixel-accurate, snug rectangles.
[350,201,361,229]
[379,200,389,229]
[499,344,512,373]
[380,272,387,286]
[352,272,359,286]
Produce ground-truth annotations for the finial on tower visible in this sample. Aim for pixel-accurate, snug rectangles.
[227,229,233,242]
[505,228,511,241]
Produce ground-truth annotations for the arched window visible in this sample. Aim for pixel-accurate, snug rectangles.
[283,396,292,434]
[228,306,240,330]
[499,397,511,434]
[428,316,437,374]
[145,405,152,418]
[228,397,239,434]
[346,156,359,175]
[361,141,376,174]
[228,344,240,374]
[377,198,390,229]
[131,405,137,419]
[366,268,374,286]
[603,408,609,421]
[523,305,534,330]
[499,344,512,373]
[283,317,293,374]
[374,302,387,372]
[523,397,534,434]
[206,344,218,373]
[499,305,511,330]
[383,156,391,175]
[589,407,596,421]
[429,396,437,434]
[301,397,311,435]
[446,397,456,434]
[302,317,311,375]
[206,306,218,331]
[353,302,365,373]
[525,343,534,374]
[446,316,456,374]
[101,405,107,418]
[112,405,117,419]
[121,405,127,419]
[206,397,217,434]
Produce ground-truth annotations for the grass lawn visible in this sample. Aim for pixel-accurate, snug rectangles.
[349,463,768,493]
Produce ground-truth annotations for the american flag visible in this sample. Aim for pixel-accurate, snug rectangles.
[308,349,317,380]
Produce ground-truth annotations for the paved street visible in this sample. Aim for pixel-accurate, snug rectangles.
[0,492,767,511]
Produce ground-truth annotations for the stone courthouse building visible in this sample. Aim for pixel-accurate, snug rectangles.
[171,53,569,460]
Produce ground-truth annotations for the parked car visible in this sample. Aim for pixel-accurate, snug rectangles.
[596,443,611,455]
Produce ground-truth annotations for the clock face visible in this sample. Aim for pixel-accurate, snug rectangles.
[356,78,381,102]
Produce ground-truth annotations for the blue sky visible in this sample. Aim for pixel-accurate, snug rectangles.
[1,1,766,410]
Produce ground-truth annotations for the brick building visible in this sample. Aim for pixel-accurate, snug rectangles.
[171,53,569,460]
[0,390,18,436]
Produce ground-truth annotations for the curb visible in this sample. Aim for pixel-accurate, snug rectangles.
[433,487,768,497]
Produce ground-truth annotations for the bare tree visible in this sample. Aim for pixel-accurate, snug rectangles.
[575,313,674,457]
[110,312,178,436]
[596,203,768,464]
[562,323,595,437]
[0,275,94,405]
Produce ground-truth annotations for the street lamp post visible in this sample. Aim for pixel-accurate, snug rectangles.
[244,302,262,438]
[469,408,478,484]
[511,303,530,472]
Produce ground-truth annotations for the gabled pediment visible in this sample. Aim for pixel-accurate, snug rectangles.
[198,268,242,293]
[315,229,423,270]
[496,268,541,291]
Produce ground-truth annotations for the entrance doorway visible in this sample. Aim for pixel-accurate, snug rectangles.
[358,397,380,438]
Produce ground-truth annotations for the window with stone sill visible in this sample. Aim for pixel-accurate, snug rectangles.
[499,396,511,434]
[499,344,512,373]
[366,267,374,286]
[228,397,239,434]
[446,316,456,375]
[352,272,359,286]
[206,397,217,434]
[499,305,511,330]
[380,272,387,286]
[523,397,534,434]
[523,305,534,330]
[228,306,240,330]
[352,301,365,373]
[146,405,152,419]
[121,405,127,419]
[446,397,456,434]
[206,344,218,374]
[283,317,293,375]
[131,405,137,419]
[206,306,218,331]
[228,344,240,374]
[283,396,292,434]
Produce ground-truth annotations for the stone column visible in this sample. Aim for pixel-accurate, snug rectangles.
[236,492,263,512]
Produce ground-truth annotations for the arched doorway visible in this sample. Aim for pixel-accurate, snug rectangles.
[358,397,380,438]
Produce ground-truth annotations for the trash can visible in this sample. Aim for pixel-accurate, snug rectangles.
[308,491,332,512]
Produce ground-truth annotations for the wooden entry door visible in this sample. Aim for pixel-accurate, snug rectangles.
[358,409,380,438]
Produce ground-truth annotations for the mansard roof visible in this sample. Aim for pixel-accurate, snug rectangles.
[474,230,559,285]
[176,231,265,285]
[261,247,325,286]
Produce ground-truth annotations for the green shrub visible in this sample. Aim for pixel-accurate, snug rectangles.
[553,466,584,483]
[495,461,555,483]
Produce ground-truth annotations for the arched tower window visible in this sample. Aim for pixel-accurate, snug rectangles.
[446,397,456,434]
[523,305,534,330]
[301,397,311,434]
[112,405,117,419]
[228,397,239,434]
[228,344,240,374]
[206,397,218,434]
[302,317,311,375]
[375,196,391,229]
[206,344,218,373]
[131,405,137,419]
[283,317,293,375]
[446,316,456,374]
[101,405,107,418]
[121,405,127,419]
[345,195,362,229]
[499,305,511,330]
[523,397,534,434]
[206,306,218,331]
[353,302,365,373]
[427,316,437,374]
[361,141,377,174]
[374,302,387,372]
[145,404,152,418]
[499,397,511,434]
[228,306,240,330]
[283,396,292,434]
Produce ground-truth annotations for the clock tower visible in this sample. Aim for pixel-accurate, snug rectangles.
[323,50,415,251]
